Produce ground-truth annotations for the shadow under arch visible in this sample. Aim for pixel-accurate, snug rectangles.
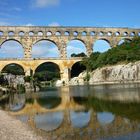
[34,62,60,82]
[93,38,111,53]
[0,39,24,58]
[67,39,87,58]
[70,61,86,78]
[1,63,25,75]
[32,39,59,58]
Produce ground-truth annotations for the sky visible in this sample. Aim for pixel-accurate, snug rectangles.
[0,0,140,27]
[0,0,140,58]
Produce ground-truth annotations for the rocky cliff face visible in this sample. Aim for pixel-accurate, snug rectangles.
[69,61,140,85]
[4,74,25,88]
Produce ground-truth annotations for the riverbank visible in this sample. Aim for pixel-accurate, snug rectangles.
[0,110,44,140]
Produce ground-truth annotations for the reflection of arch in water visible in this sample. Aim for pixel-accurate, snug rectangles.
[34,112,63,132]
[97,112,115,125]
[9,94,26,112]
[70,110,91,128]
[73,97,88,106]
[37,96,62,109]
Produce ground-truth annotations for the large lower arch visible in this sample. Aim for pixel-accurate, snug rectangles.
[0,40,24,59]
[67,39,87,58]
[70,61,86,78]
[1,63,25,75]
[34,62,60,81]
[93,39,111,53]
[118,38,132,46]
[32,40,59,58]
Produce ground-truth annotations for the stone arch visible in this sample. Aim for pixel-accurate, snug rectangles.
[32,39,57,46]
[8,31,15,36]
[118,38,132,46]
[32,39,59,58]
[70,61,86,78]
[0,39,24,58]
[34,61,61,81]
[18,31,25,36]
[66,39,87,58]
[1,63,25,75]
[93,38,111,53]
[0,39,24,47]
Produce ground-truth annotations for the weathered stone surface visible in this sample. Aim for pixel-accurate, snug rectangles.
[70,61,140,85]
[0,26,140,84]
[0,26,140,59]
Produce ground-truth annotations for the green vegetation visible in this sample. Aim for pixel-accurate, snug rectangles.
[0,74,8,86]
[2,64,24,75]
[37,97,61,109]
[33,63,60,88]
[71,52,86,57]
[82,37,140,71]
[74,96,140,121]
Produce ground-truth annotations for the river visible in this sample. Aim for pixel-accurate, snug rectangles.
[1,83,140,140]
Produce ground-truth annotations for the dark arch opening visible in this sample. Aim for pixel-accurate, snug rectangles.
[32,40,59,58]
[34,62,60,82]
[67,39,87,58]
[0,40,24,59]
[93,39,111,53]
[1,63,25,75]
[71,61,86,78]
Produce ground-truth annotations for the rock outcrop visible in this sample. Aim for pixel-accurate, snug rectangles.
[69,61,140,85]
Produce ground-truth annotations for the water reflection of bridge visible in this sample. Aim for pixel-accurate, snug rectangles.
[9,87,140,139]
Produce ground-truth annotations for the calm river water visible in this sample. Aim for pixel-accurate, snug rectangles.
[1,83,140,140]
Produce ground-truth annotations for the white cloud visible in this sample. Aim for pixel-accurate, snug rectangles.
[32,41,59,57]
[67,45,86,57]
[25,23,34,26]
[0,41,24,58]
[32,0,60,8]
[48,22,60,27]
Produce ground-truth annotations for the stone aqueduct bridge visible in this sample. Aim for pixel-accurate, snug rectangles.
[0,26,140,82]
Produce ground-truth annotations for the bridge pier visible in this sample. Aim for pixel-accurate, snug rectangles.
[60,68,70,85]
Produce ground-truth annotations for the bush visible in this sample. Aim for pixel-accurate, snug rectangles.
[82,37,140,71]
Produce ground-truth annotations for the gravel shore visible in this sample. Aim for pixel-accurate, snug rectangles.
[0,110,45,140]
